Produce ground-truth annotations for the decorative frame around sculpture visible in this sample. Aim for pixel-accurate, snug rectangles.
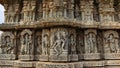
[84,29,100,60]
[103,30,120,59]
[49,28,69,61]
[68,29,78,61]
[19,29,34,60]
[0,32,15,60]
[39,29,50,61]
[34,31,42,60]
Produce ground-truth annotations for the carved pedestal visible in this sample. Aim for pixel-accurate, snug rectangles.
[84,53,101,60]
[39,55,49,61]
[18,55,34,60]
[0,54,16,60]
[69,54,78,61]
[104,53,120,59]
[49,49,69,62]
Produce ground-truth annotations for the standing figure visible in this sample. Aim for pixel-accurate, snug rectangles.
[42,35,49,55]
[86,33,97,53]
[106,34,119,53]
[70,35,76,54]
[51,32,65,56]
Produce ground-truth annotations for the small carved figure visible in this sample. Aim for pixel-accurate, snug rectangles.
[51,32,65,56]
[37,36,42,54]
[42,34,49,55]
[70,34,76,54]
[106,34,119,53]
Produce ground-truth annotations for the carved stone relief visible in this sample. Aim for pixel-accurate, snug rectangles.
[104,30,119,53]
[20,29,33,55]
[20,0,36,24]
[1,32,15,54]
[76,30,84,54]
[80,0,94,21]
[84,29,97,53]
[50,28,68,56]
[99,0,115,22]
[35,31,42,55]
[4,1,20,24]
[69,29,76,54]
[42,29,50,55]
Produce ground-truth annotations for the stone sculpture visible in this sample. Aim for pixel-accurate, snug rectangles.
[51,32,65,56]
[104,31,119,53]
[85,30,97,53]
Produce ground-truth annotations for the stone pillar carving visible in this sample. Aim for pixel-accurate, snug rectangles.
[80,0,94,22]
[68,29,78,61]
[19,29,34,60]
[50,28,69,61]
[39,29,50,61]
[99,0,115,23]
[35,31,42,60]
[20,0,36,25]
[1,32,15,60]
[84,29,100,60]
[103,30,120,59]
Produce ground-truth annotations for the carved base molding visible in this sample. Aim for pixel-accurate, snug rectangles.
[69,54,78,61]
[18,55,34,60]
[0,54,15,60]
[39,55,49,61]
[49,55,69,62]
[84,53,101,60]
[78,54,84,60]
[104,53,120,59]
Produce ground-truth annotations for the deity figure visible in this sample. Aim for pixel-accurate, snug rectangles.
[6,37,13,54]
[20,34,32,55]
[36,36,42,54]
[1,34,14,54]
[85,33,97,53]
[70,34,76,54]
[105,34,119,53]
[51,32,65,56]
[42,35,49,55]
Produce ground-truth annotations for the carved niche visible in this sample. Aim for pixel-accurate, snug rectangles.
[68,29,78,61]
[39,29,50,61]
[19,29,34,60]
[68,29,76,54]
[1,32,15,60]
[84,29,100,60]
[76,29,84,60]
[35,31,42,60]
[103,30,120,59]
[50,28,69,61]
[84,29,97,53]
[104,30,119,53]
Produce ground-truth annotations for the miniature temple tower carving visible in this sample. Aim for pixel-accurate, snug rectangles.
[80,0,94,22]
[99,0,115,23]
[4,1,20,24]
[21,0,36,24]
